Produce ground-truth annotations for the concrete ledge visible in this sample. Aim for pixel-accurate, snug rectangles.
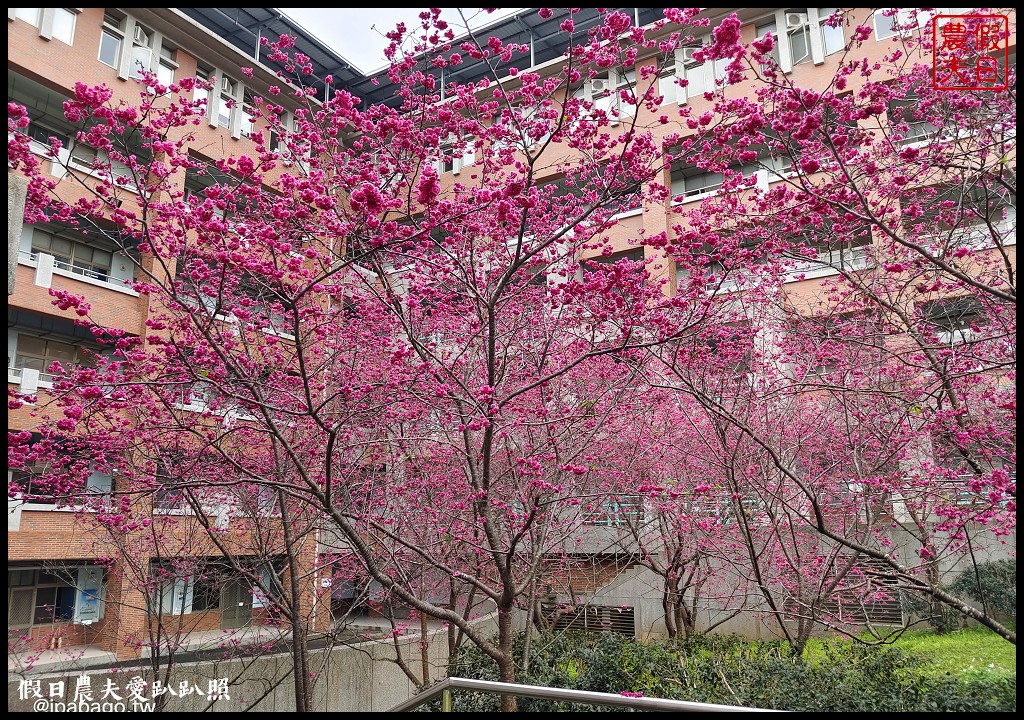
[8,644,116,677]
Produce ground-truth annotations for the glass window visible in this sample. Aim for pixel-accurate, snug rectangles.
[818,8,845,55]
[240,92,256,138]
[191,579,221,611]
[789,17,811,65]
[9,569,36,587]
[15,334,78,372]
[157,47,176,86]
[874,8,899,39]
[33,586,77,624]
[194,66,211,108]
[582,495,643,526]
[129,43,153,80]
[671,163,725,201]
[874,8,928,40]
[756,20,782,68]
[102,10,125,31]
[887,96,941,145]
[70,142,98,167]
[14,8,42,26]
[218,95,233,128]
[920,295,986,345]
[10,456,59,505]
[154,486,185,510]
[31,227,114,279]
[25,121,70,150]
[51,8,76,45]
[6,568,86,627]
[98,29,121,68]
[684,58,710,97]
[681,52,730,97]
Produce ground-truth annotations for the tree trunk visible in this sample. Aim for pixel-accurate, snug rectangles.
[420,610,431,685]
[663,589,678,639]
[496,607,518,712]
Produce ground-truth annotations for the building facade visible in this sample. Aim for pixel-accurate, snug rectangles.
[8,6,1016,668]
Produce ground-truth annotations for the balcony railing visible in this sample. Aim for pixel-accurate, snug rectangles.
[672,180,725,204]
[18,250,138,295]
[582,496,644,526]
[786,245,870,281]
[8,365,58,391]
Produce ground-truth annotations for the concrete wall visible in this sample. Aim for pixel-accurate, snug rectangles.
[588,564,783,641]
[8,174,27,295]
[7,613,502,712]
[586,525,1017,643]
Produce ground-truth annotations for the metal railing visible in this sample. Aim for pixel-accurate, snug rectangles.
[386,676,782,712]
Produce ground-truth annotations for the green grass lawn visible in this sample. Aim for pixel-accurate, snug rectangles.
[888,625,1016,679]
[805,625,1016,680]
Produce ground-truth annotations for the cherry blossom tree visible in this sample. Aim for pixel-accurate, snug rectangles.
[6,7,740,710]
[7,8,1016,712]
[615,7,1017,649]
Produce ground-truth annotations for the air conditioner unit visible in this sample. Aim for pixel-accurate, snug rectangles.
[589,78,610,95]
[785,12,808,29]
[679,46,701,63]
[220,75,235,95]
[133,25,149,45]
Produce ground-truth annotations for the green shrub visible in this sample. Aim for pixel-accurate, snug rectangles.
[899,589,967,632]
[422,630,1016,712]
[949,559,1016,621]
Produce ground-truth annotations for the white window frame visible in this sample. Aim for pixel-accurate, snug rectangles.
[21,117,72,158]
[29,226,115,282]
[913,186,1016,251]
[873,8,971,40]
[437,133,477,175]
[53,141,143,195]
[671,166,725,204]
[660,32,738,106]
[194,64,212,118]
[817,8,846,56]
[874,8,922,39]
[172,379,214,413]
[671,163,768,205]
[213,71,246,138]
[127,23,154,80]
[49,7,77,45]
[6,566,106,628]
[151,570,195,614]
[784,243,871,282]
[11,8,81,45]
[95,11,176,86]
[10,8,42,27]
[240,91,258,140]
[920,296,985,348]
[755,18,783,71]
[156,43,178,88]
[8,462,114,511]
[97,10,125,71]
[10,330,97,390]
[578,67,637,125]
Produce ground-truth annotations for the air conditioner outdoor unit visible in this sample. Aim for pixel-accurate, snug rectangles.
[589,78,610,95]
[679,46,701,63]
[220,75,235,94]
[133,25,149,45]
[785,12,808,29]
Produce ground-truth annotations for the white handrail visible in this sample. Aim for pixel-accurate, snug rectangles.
[386,676,783,712]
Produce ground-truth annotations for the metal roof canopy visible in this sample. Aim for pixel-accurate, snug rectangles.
[177,8,364,102]
[179,8,668,109]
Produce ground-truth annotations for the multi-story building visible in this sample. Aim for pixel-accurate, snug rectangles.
[8,6,1015,668]
[7,7,352,666]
